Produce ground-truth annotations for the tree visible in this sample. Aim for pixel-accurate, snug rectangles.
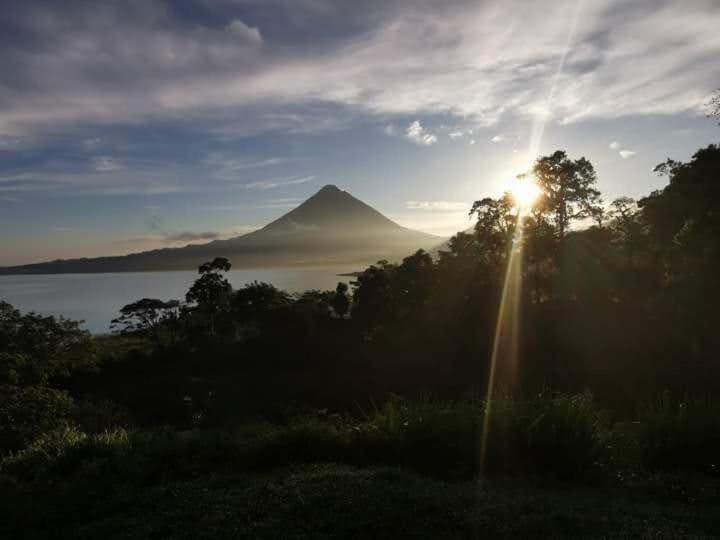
[351,260,397,328]
[469,194,517,260]
[231,281,292,337]
[332,282,351,318]
[608,197,644,262]
[111,298,181,350]
[0,301,95,382]
[186,257,233,337]
[532,150,603,241]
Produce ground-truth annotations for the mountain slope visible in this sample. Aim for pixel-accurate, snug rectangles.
[0,185,442,274]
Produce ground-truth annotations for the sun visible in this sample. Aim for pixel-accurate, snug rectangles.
[508,176,541,208]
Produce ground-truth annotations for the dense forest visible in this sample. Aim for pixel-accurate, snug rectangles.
[2,141,720,537]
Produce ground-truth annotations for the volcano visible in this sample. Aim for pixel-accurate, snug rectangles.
[0,185,442,274]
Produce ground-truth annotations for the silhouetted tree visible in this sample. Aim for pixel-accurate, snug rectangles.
[0,301,95,382]
[532,150,603,241]
[111,298,181,350]
[352,260,397,329]
[186,258,233,337]
[231,281,292,339]
[333,282,351,318]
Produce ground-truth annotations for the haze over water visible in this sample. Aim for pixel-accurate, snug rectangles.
[0,268,353,334]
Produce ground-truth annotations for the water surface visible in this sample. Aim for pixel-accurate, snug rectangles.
[0,268,355,333]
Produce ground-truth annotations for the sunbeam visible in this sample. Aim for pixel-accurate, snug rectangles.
[478,0,584,488]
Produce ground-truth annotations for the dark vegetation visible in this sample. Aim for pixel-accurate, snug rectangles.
[2,140,720,537]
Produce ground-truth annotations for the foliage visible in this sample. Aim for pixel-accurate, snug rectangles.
[186,257,233,337]
[638,393,720,472]
[332,282,351,318]
[0,301,95,382]
[531,150,603,239]
[0,384,74,452]
[0,425,131,481]
[111,298,181,350]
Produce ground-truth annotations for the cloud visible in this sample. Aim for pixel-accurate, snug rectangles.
[0,1,718,141]
[384,124,398,136]
[244,175,315,190]
[491,134,505,143]
[83,138,102,148]
[122,230,222,246]
[0,158,197,195]
[405,121,437,146]
[389,210,468,237]
[231,225,261,235]
[164,231,220,242]
[448,131,463,140]
[206,154,289,181]
[225,19,263,46]
[405,200,467,211]
[609,140,636,158]
[93,157,125,172]
[257,197,304,209]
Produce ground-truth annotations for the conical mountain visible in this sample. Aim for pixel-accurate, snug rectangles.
[0,185,443,274]
[262,184,399,233]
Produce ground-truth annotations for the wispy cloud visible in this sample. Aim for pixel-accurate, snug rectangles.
[120,230,221,246]
[405,121,437,146]
[610,141,636,158]
[231,224,261,235]
[83,138,102,148]
[93,157,125,172]
[405,200,467,211]
[164,231,220,242]
[256,197,304,209]
[491,134,505,143]
[244,176,315,190]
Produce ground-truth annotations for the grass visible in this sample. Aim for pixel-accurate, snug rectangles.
[2,392,720,537]
[637,392,720,473]
[2,463,720,538]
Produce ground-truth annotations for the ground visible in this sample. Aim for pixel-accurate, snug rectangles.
[6,464,720,539]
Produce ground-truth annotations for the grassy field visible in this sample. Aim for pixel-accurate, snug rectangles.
[4,463,720,538]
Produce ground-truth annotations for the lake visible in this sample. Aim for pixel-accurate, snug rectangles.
[0,268,357,334]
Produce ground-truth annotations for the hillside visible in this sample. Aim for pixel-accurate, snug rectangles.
[0,185,442,274]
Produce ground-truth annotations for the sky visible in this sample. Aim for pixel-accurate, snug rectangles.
[0,0,718,266]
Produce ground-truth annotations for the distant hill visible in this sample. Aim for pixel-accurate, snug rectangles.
[0,185,443,274]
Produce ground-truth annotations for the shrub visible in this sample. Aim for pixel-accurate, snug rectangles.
[253,418,348,466]
[496,392,608,476]
[71,399,131,433]
[0,385,74,452]
[638,393,720,472]
[0,426,132,481]
[354,392,608,478]
[0,394,611,485]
